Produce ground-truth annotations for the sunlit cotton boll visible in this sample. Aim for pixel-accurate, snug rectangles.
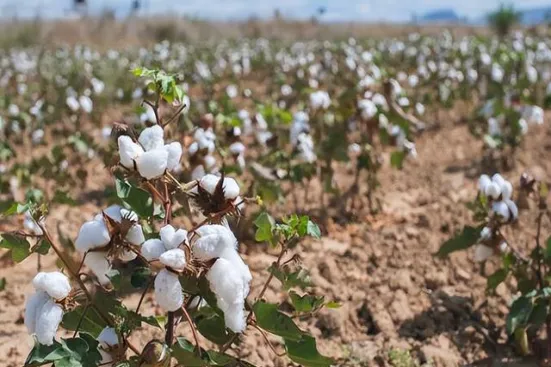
[97,327,118,366]
[84,251,112,285]
[492,64,504,83]
[78,96,93,113]
[136,148,169,180]
[309,90,331,110]
[492,201,511,222]
[34,299,64,346]
[165,142,183,171]
[159,224,188,250]
[198,174,240,200]
[159,249,187,271]
[139,125,165,151]
[154,269,184,312]
[66,96,80,112]
[193,224,238,261]
[141,239,167,261]
[32,272,71,300]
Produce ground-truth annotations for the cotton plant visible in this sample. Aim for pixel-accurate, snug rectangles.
[439,172,551,357]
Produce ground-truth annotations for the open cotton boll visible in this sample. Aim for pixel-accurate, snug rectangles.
[219,248,252,296]
[154,269,184,312]
[126,224,145,246]
[229,142,246,156]
[492,201,510,222]
[165,142,183,171]
[222,178,240,200]
[505,199,519,221]
[98,327,119,348]
[75,219,111,252]
[193,225,238,260]
[207,258,246,305]
[118,136,144,169]
[159,225,188,250]
[25,291,50,334]
[484,182,502,200]
[103,205,123,222]
[480,226,492,241]
[499,180,513,200]
[141,239,166,261]
[84,251,112,285]
[474,244,494,262]
[159,249,187,270]
[136,148,168,180]
[35,299,64,346]
[139,125,164,151]
[199,174,220,195]
[32,272,71,300]
[119,250,137,262]
[223,302,247,333]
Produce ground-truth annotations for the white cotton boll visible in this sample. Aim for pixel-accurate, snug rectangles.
[79,96,93,114]
[492,201,510,222]
[126,224,145,246]
[141,239,166,261]
[191,165,206,180]
[480,226,492,241]
[138,125,165,151]
[84,251,112,285]
[199,174,220,195]
[478,174,491,193]
[136,148,169,180]
[25,291,49,334]
[415,103,425,116]
[219,247,252,296]
[165,142,183,171]
[188,142,199,156]
[103,205,122,222]
[223,178,240,200]
[98,327,119,348]
[160,225,188,250]
[207,258,246,304]
[193,225,237,260]
[32,272,71,300]
[24,212,43,235]
[499,241,508,252]
[484,182,502,200]
[66,96,80,112]
[499,180,513,200]
[35,299,63,346]
[75,219,111,252]
[223,302,247,333]
[154,269,183,312]
[229,142,246,155]
[118,136,144,169]
[519,118,528,135]
[159,249,187,270]
[474,244,494,262]
[505,199,519,221]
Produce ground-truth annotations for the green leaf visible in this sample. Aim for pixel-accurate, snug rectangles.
[196,314,234,345]
[62,306,107,338]
[269,264,312,290]
[0,233,31,262]
[115,178,154,218]
[487,268,507,290]
[507,296,533,335]
[529,299,548,327]
[0,277,6,291]
[545,236,551,260]
[1,201,29,216]
[390,151,406,169]
[33,238,51,255]
[171,338,205,367]
[254,212,275,244]
[285,335,333,367]
[289,291,325,313]
[53,190,78,206]
[436,226,481,258]
[253,301,304,341]
[325,301,341,309]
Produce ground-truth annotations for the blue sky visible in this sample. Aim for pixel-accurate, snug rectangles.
[1,0,551,22]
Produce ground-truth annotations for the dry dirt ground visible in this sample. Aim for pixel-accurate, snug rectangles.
[1,113,550,367]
